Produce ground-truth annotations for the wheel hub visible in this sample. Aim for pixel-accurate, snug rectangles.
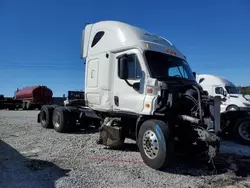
[142,130,159,159]
[53,112,61,128]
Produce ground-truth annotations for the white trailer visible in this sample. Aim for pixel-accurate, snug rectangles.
[37,21,222,170]
[196,74,250,112]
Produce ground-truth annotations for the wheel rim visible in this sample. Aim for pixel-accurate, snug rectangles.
[53,112,61,128]
[238,121,250,141]
[142,130,159,159]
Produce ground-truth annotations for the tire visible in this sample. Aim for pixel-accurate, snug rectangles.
[137,119,174,170]
[8,106,15,110]
[22,102,26,110]
[226,105,240,111]
[26,101,32,110]
[234,118,250,146]
[52,107,72,133]
[40,105,54,128]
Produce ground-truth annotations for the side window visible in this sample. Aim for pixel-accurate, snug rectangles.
[127,55,142,79]
[215,87,223,94]
[199,78,205,83]
[91,31,105,47]
[168,67,180,77]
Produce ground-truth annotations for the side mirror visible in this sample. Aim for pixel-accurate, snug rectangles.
[223,90,227,96]
[219,88,227,97]
[118,57,128,79]
[132,82,140,91]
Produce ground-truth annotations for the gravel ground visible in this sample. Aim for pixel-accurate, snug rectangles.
[0,110,250,188]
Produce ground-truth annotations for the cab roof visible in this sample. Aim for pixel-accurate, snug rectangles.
[82,20,185,60]
[196,74,235,86]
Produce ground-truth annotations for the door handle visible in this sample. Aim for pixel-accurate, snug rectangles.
[91,70,94,78]
[114,96,119,106]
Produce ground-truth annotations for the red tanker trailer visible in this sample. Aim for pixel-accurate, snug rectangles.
[14,85,53,110]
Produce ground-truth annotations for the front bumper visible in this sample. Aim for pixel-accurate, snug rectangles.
[239,107,250,111]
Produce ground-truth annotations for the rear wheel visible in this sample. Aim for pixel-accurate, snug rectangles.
[8,106,15,110]
[22,102,26,110]
[52,107,74,133]
[234,118,250,145]
[26,101,32,110]
[40,105,54,128]
[137,119,174,170]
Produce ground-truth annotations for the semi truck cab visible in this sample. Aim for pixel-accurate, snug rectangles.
[196,74,250,112]
[81,21,198,114]
[38,21,221,170]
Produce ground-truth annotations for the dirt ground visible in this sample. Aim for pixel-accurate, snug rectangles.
[0,110,250,188]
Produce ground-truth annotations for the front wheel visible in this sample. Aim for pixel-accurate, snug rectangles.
[137,119,174,170]
[226,105,240,111]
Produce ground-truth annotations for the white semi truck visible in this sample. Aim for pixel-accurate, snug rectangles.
[37,21,221,170]
[196,74,250,145]
[196,74,250,112]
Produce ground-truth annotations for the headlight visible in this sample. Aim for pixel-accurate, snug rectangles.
[243,95,250,101]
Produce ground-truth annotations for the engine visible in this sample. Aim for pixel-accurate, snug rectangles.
[155,81,221,162]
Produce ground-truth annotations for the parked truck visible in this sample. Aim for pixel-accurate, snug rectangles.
[1,86,53,110]
[196,74,250,112]
[37,21,222,170]
[195,74,250,145]
[0,95,22,110]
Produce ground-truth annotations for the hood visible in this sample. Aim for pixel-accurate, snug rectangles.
[229,94,242,98]
[244,94,250,101]
[229,94,250,101]
[229,94,250,107]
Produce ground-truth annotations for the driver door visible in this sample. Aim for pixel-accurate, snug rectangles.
[112,50,145,113]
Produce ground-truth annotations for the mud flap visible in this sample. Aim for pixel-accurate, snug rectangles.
[97,117,125,149]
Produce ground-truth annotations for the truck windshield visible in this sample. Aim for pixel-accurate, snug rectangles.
[145,51,195,81]
[225,86,240,94]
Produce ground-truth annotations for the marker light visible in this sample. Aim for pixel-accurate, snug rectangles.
[166,48,169,53]
[146,43,150,49]
[147,88,153,93]
[145,104,150,108]
[174,51,176,55]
